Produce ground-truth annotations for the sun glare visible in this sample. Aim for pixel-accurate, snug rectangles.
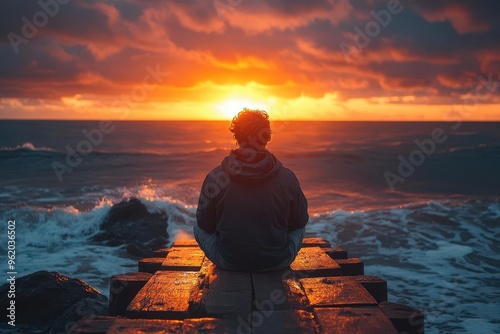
[215,99,270,119]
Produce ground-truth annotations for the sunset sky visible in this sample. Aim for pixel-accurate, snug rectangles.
[0,0,499,120]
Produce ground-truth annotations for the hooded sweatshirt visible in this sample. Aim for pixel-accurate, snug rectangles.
[196,147,308,271]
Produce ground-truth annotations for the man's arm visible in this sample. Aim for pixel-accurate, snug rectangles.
[196,173,218,233]
[288,181,309,231]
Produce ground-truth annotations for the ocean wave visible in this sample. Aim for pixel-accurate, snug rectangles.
[446,143,498,153]
[0,142,57,152]
[0,201,110,248]
[0,142,228,158]
[0,196,196,248]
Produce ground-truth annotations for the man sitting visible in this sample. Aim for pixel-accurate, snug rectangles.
[194,109,308,271]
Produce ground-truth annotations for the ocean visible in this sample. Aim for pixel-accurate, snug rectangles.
[0,120,499,333]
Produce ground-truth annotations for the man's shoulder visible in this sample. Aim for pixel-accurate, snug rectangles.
[204,165,225,180]
[208,165,224,174]
[203,165,229,186]
[277,166,301,185]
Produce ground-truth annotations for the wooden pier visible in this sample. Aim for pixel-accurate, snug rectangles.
[71,237,424,333]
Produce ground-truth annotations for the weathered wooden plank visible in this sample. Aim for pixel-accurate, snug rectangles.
[138,258,164,274]
[379,301,425,334]
[107,318,183,333]
[126,271,199,319]
[300,277,377,307]
[252,268,318,333]
[315,306,398,334]
[282,276,312,311]
[161,247,205,271]
[182,318,239,334]
[301,237,331,248]
[251,269,292,311]
[151,248,170,258]
[323,247,348,259]
[251,310,307,334]
[336,258,364,275]
[69,316,115,334]
[290,247,342,277]
[171,239,199,247]
[109,272,153,316]
[201,268,253,320]
[354,276,388,303]
[281,275,323,333]
[186,259,214,318]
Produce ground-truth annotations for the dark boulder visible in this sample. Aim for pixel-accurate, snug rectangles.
[126,237,169,258]
[47,297,108,334]
[93,198,169,257]
[0,271,107,332]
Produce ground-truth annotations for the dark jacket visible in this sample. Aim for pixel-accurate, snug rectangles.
[196,147,308,271]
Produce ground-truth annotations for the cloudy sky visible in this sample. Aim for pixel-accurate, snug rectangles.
[0,0,499,120]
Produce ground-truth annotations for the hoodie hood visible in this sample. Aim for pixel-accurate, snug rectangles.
[221,148,282,180]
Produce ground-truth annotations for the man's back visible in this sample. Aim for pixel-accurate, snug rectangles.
[197,148,308,271]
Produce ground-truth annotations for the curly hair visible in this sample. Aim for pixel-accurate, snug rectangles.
[229,108,272,147]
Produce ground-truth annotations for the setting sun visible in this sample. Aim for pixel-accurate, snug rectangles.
[215,99,270,119]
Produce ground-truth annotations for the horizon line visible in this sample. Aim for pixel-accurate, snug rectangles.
[1,119,500,122]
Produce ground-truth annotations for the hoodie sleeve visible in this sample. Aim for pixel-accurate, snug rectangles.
[196,172,218,233]
[288,177,309,232]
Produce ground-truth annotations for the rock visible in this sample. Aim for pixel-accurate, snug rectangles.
[47,297,108,334]
[126,238,169,258]
[379,301,424,334]
[0,271,107,331]
[93,198,169,257]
